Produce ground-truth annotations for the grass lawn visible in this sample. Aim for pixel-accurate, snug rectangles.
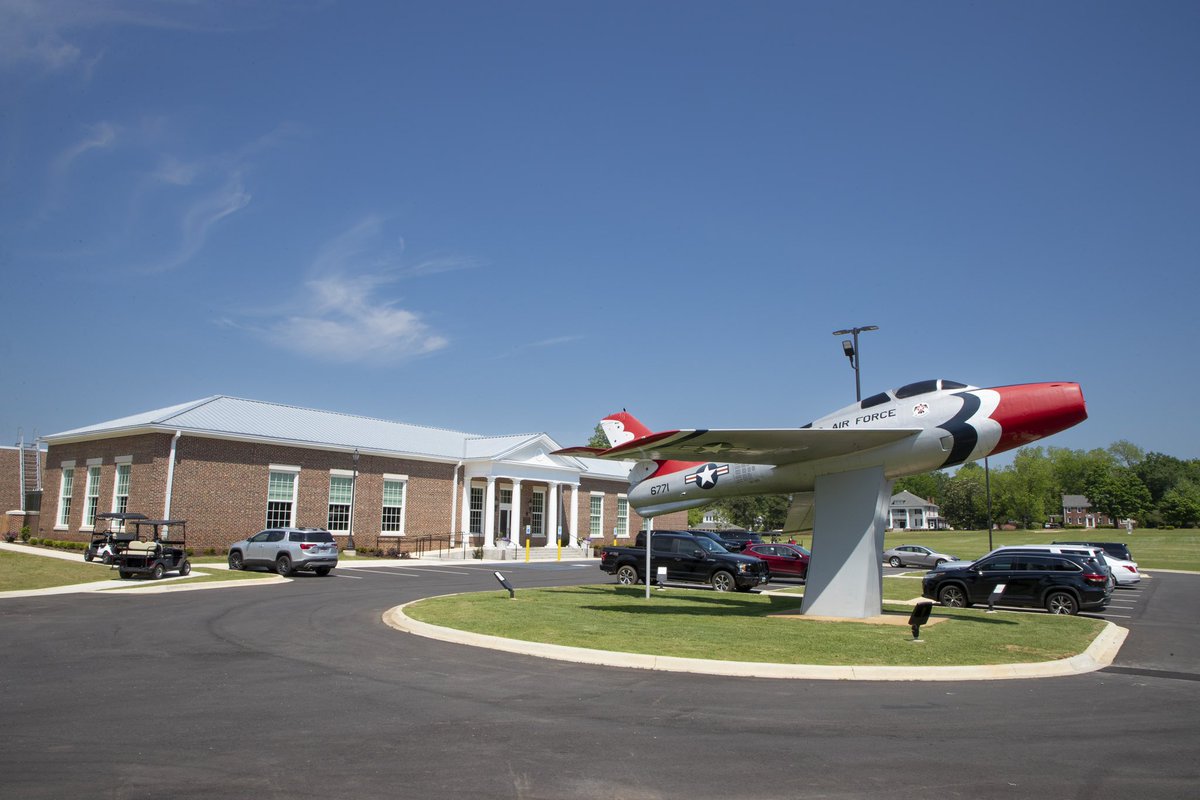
[0,548,273,592]
[771,529,1200,572]
[767,576,924,602]
[405,585,1107,667]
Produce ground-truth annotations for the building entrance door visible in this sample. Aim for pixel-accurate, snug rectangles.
[498,506,511,543]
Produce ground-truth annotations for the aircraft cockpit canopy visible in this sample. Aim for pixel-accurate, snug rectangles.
[860,379,970,409]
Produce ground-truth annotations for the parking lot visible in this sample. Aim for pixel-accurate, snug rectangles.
[2,556,1197,798]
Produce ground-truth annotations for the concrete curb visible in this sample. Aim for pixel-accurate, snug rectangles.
[383,599,1129,682]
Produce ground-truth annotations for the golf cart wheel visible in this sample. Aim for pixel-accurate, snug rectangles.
[616,565,639,585]
[151,563,166,580]
[710,570,736,592]
[102,553,113,565]
[889,556,902,567]
[83,550,94,563]
[179,560,191,577]
[275,555,293,576]
[118,569,131,579]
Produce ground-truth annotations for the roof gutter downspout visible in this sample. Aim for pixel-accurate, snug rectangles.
[164,431,182,524]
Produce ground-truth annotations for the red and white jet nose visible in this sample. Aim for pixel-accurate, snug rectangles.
[988,382,1087,455]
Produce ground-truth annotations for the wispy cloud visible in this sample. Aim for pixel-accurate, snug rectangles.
[239,217,480,363]
[52,121,116,173]
[495,335,585,359]
[0,1,324,75]
[142,173,251,273]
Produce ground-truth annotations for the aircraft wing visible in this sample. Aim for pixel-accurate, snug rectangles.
[550,446,609,457]
[583,427,921,466]
[782,492,815,533]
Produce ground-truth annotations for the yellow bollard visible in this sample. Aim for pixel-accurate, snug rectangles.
[525,536,530,563]
[557,537,561,562]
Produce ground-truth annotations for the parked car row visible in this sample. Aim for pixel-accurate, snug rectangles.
[599,530,807,590]
[917,540,1138,616]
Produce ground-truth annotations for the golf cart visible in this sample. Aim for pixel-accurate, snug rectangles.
[84,512,148,564]
[115,518,191,580]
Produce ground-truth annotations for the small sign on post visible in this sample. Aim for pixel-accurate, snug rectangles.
[987,583,1006,613]
[908,601,934,642]
[656,566,667,590]
[493,571,515,599]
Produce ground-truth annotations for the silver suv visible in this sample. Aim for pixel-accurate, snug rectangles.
[228,528,339,576]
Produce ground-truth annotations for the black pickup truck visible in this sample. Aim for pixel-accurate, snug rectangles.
[599,530,769,592]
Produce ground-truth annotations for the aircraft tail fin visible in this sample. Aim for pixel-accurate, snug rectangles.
[599,411,653,448]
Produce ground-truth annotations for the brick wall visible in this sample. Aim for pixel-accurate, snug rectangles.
[41,434,459,552]
[0,447,21,513]
[40,433,687,553]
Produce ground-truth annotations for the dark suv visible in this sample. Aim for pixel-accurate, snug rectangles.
[228,527,339,576]
[688,529,764,552]
[922,551,1111,615]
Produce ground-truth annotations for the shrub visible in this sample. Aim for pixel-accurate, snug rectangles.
[204,548,216,556]
[3,531,15,543]
[20,526,32,543]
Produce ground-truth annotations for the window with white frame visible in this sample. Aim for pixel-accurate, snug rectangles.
[469,485,484,534]
[616,496,629,538]
[112,463,131,530]
[530,490,545,537]
[83,465,102,528]
[327,474,353,532]
[589,494,603,538]
[57,467,74,527]
[266,469,298,529]
[382,477,407,534]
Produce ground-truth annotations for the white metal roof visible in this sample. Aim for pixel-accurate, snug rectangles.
[44,395,632,479]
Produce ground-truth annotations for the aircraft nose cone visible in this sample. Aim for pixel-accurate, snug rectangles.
[988,382,1087,455]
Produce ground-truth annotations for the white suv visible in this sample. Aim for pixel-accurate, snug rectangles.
[228,528,339,576]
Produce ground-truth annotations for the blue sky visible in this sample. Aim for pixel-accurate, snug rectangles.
[2,1,1198,463]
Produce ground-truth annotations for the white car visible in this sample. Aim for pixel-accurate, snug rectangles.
[1103,553,1141,585]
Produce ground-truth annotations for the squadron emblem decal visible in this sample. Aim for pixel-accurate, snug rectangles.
[913,402,930,417]
[684,462,730,490]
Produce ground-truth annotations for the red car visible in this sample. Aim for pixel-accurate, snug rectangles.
[743,543,810,580]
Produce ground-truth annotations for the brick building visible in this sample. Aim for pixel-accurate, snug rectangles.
[3,443,44,536]
[1060,494,1131,529]
[38,397,685,554]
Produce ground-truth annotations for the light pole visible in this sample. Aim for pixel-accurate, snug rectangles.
[832,325,879,401]
[347,449,359,553]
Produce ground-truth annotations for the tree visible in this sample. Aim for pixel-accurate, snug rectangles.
[1084,467,1152,528]
[587,424,608,449]
[940,463,989,530]
[996,447,1055,529]
[1107,440,1145,468]
[1048,447,1115,496]
[708,495,790,531]
[1159,482,1200,528]
[1135,452,1189,503]
[893,471,948,505]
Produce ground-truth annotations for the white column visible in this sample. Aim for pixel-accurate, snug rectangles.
[545,481,559,548]
[483,476,497,548]
[569,484,580,547]
[461,480,472,543]
[509,480,522,545]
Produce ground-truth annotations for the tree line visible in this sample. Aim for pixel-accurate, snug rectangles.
[686,441,1200,531]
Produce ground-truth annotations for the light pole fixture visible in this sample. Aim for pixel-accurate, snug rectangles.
[347,448,359,553]
[832,325,879,401]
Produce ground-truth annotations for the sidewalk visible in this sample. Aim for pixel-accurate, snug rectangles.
[0,541,284,598]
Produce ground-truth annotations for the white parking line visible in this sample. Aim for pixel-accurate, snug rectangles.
[352,568,427,577]
[334,573,364,580]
